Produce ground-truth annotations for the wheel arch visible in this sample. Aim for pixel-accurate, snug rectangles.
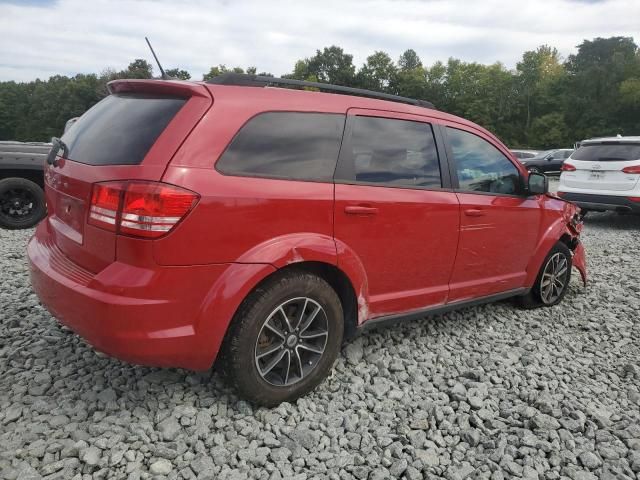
[524,220,579,287]
[195,233,369,369]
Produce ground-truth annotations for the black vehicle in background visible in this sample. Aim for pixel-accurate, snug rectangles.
[0,141,48,229]
[519,148,574,174]
[510,149,541,160]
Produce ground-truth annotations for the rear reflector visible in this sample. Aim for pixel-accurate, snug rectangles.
[561,163,576,172]
[88,181,198,239]
[622,165,640,174]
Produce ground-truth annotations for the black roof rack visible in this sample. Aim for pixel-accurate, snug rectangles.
[207,73,435,109]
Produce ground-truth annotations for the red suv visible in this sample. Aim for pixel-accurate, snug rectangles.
[28,74,587,405]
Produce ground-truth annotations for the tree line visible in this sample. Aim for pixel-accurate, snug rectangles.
[1,36,638,149]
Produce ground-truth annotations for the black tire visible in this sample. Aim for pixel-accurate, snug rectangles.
[0,177,46,230]
[219,270,344,406]
[517,242,572,309]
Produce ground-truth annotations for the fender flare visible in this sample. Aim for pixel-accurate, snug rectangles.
[194,233,370,368]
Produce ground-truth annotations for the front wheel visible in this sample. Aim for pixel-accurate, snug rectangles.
[219,271,344,406]
[517,242,572,308]
[0,177,46,229]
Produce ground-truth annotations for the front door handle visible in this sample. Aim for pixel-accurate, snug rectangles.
[464,208,486,217]
[345,205,378,215]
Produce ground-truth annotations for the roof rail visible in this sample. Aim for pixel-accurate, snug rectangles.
[207,73,435,109]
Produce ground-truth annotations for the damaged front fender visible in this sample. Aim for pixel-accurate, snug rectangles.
[572,241,587,287]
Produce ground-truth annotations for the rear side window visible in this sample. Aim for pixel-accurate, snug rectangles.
[217,112,345,182]
[447,127,520,195]
[338,116,442,188]
[61,94,186,166]
[572,143,640,161]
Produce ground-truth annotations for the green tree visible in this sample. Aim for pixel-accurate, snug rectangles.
[202,65,246,81]
[165,68,191,80]
[291,46,357,86]
[121,59,153,79]
[564,37,639,139]
[357,51,397,92]
[398,49,422,71]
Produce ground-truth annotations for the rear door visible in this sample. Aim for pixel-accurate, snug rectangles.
[562,142,640,191]
[44,81,211,272]
[334,109,460,318]
[442,125,541,301]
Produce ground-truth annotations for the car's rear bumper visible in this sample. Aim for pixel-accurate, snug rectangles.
[557,192,640,213]
[27,223,231,371]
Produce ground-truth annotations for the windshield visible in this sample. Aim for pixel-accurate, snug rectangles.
[572,143,640,162]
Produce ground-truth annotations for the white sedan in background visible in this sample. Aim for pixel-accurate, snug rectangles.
[558,136,640,214]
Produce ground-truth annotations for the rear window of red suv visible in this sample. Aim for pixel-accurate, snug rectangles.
[61,93,186,166]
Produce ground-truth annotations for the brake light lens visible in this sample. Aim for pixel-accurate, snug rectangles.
[622,165,640,174]
[561,163,576,172]
[88,181,199,239]
[629,197,640,203]
[89,182,124,231]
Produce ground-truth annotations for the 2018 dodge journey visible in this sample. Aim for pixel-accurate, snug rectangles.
[28,74,587,405]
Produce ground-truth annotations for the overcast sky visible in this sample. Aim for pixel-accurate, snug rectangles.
[0,0,638,82]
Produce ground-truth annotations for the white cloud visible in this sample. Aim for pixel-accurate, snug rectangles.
[0,0,638,82]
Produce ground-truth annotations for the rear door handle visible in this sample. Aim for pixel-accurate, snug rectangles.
[464,208,486,217]
[344,205,378,215]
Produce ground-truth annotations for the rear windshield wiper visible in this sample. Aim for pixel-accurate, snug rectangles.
[47,137,69,166]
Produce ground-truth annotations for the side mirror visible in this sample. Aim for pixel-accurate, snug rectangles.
[546,154,553,161]
[528,172,548,195]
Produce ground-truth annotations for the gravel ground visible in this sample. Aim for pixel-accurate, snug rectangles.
[1,212,639,480]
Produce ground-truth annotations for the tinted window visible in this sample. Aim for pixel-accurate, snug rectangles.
[572,143,640,161]
[61,94,186,165]
[340,116,441,188]
[217,112,345,181]
[447,128,520,195]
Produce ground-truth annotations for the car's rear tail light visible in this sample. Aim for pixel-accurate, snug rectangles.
[561,163,576,172]
[628,196,640,203]
[622,165,640,174]
[88,181,198,239]
[89,182,124,231]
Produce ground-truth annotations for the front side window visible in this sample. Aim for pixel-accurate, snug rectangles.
[216,112,345,181]
[447,127,520,195]
[340,116,441,188]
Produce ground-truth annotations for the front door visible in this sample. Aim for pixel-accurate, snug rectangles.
[333,110,460,318]
[442,125,542,302]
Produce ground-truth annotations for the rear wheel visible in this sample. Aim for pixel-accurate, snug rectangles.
[219,271,343,406]
[518,242,572,309]
[0,178,46,230]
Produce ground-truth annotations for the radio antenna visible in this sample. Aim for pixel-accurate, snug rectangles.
[145,36,171,80]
